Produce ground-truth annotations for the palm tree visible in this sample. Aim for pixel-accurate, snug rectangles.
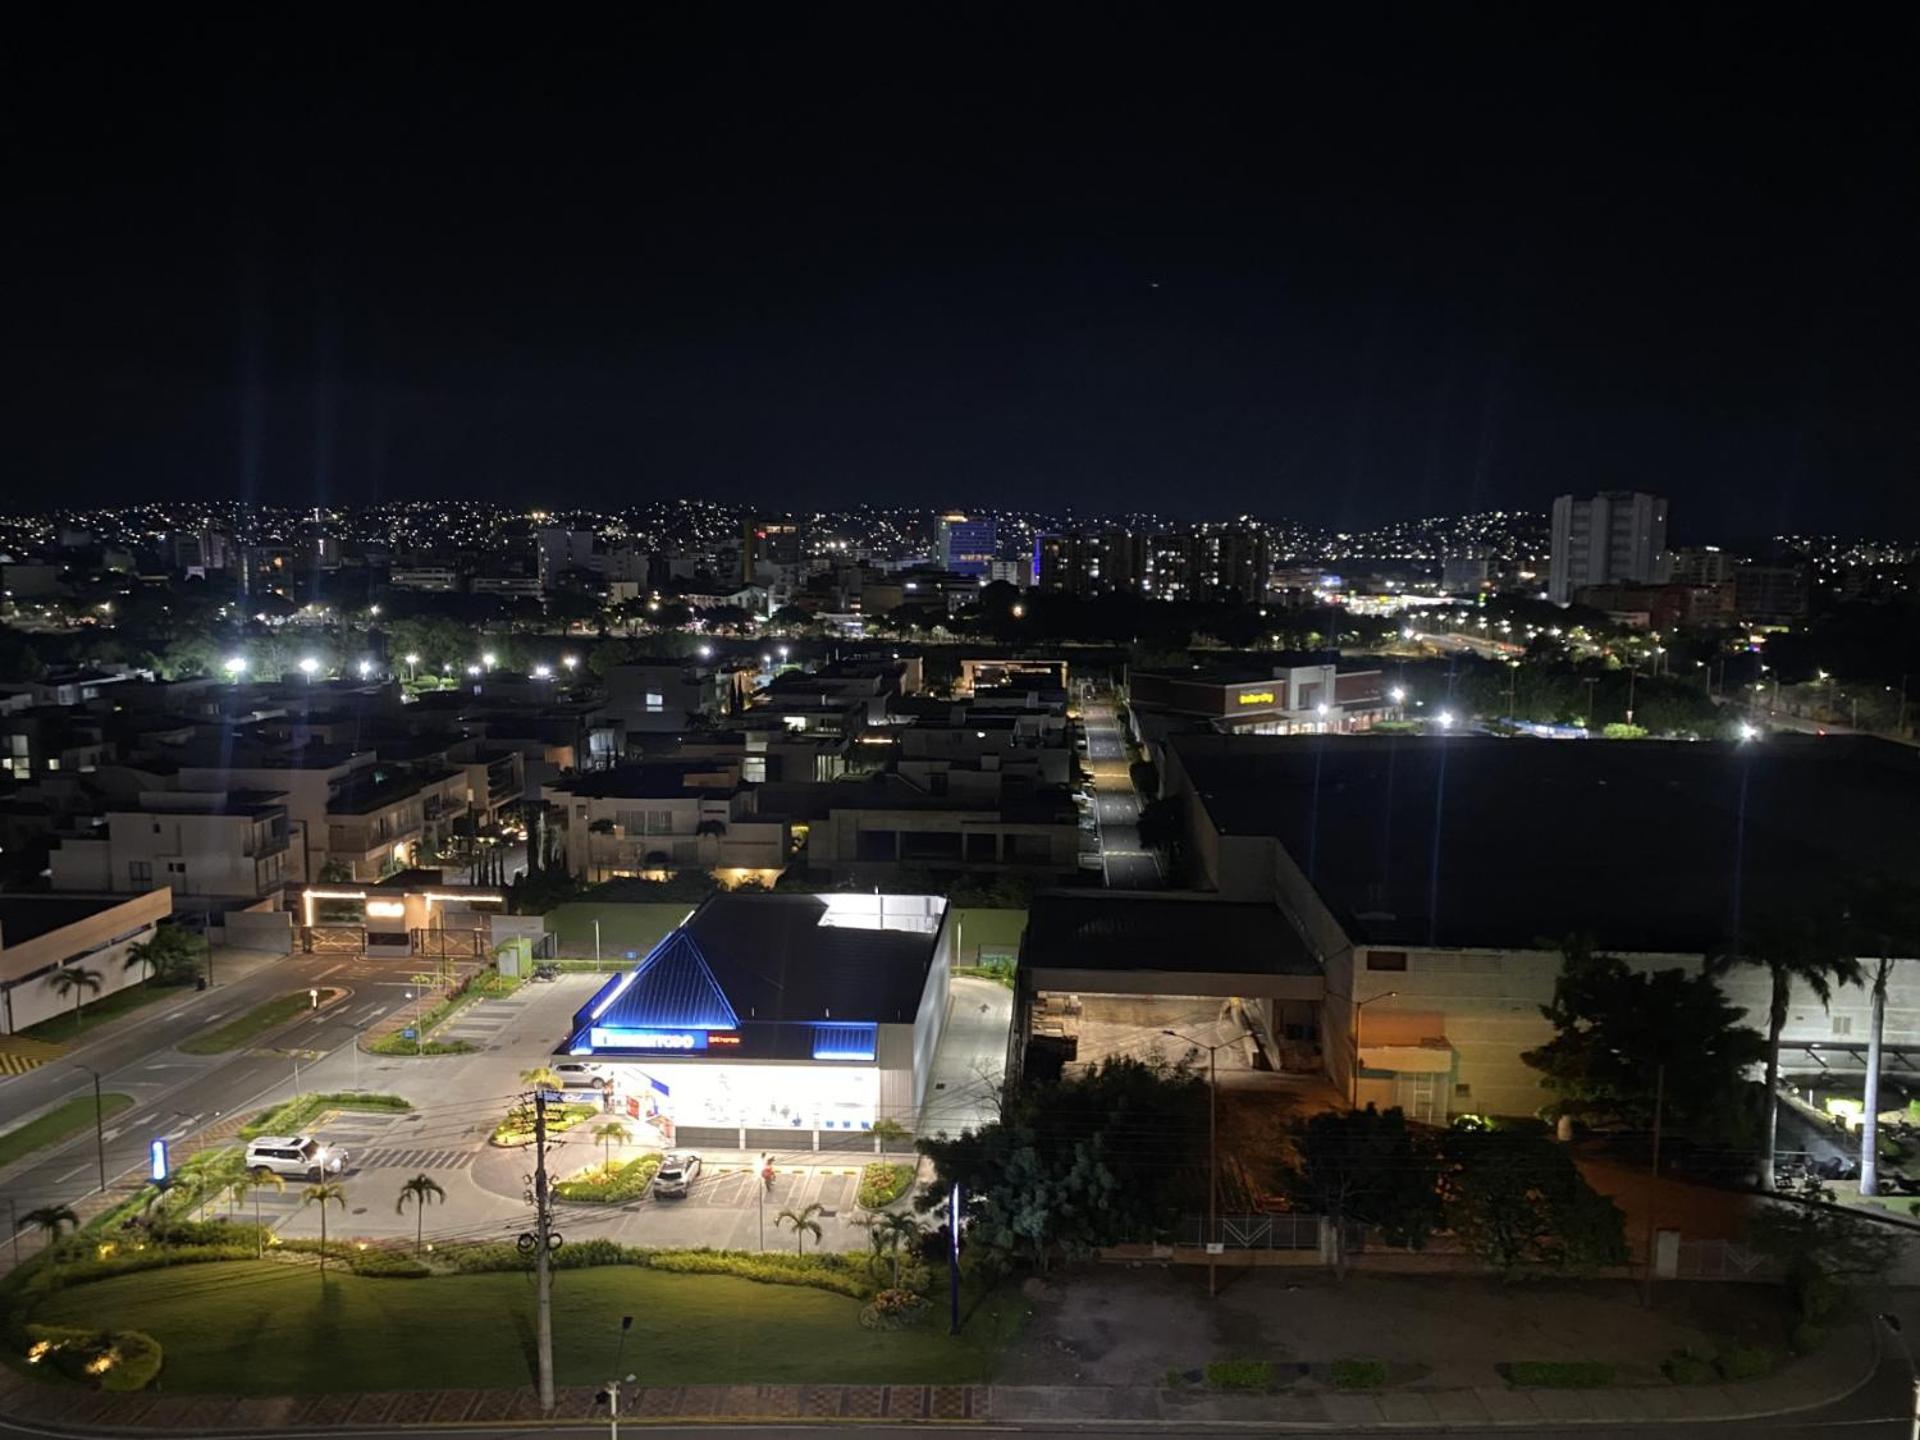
[231,1168,285,1256]
[520,1065,563,1093]
[776,1202,825,1255]
[591,1121,631,1175]
[46,965,103,1033]
[1848,880,1920,1197]
[395,1173,446,1255]
[301,1181,348,1273]
[860,1209,922,1287]
[196,1150,252,1222]
[1712,911,1864,1191]
[21,1204,79,1246]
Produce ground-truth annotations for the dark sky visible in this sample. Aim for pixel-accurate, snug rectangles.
[4,7,1917,536]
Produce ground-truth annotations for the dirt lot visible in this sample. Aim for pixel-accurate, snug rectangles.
[998,1265,1797,1389]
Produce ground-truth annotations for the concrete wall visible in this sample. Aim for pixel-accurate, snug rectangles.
[912,909,958,1114]
[221,909,293,955]
[0,889,172,1035]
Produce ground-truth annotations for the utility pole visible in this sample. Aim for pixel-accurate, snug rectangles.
[1641,1061,1665,1307]
[76,1064,107,1194]
[534,1091,556,1412]
[601,1314,634,1440]
[1625,666,1637,727]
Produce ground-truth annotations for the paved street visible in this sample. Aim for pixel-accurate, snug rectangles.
[1081,697,1162,890]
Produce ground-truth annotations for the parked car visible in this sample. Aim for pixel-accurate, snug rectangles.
[652,1152,703,1198]
[552,1061,612,1091]
[245,1135,347,1180]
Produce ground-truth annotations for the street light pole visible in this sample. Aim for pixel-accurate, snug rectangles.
[1641,1060,1665,1307]
[74,1064,107,1194]
[1164,1026,1254,1298]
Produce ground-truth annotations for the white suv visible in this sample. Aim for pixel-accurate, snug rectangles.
[244,1135,346,1179]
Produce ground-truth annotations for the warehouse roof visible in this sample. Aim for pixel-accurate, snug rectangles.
[1168,733,1920,953]
[1021,892,1321,977]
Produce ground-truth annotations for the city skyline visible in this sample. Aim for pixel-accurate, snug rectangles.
[5,9,1916,533]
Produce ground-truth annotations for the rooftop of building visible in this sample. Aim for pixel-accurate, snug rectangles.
[551,761,739,801]
[1021,891,1321,977]
[326,764,460,815]
[0,894,145,949]
[1167,733,1920,953]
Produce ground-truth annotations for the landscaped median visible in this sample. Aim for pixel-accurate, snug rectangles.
[856,1161,916,1209]
[553,1153,660,1201]
[178,989,341,1055]
[237,1092,412,1141]
[364,968,518,1056]
[0,1225,1019,1395]
[490,1101,598,1146]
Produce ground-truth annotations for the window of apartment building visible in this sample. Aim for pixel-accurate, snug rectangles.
[166,861,186,874]
[742,757,767,783]
[646,810,675,834]
[129,860,152,883]
[645,692,665,713]
[1366,951,1408,971]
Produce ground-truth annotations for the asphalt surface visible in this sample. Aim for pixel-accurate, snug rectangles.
[0,947,428,1231]
[1081,699,1162,890]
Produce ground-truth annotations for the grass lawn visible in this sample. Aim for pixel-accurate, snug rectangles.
[20,982,189,1044]
[0,1094,133,1170]
[179,990,334,1055]
[546,902,694,959]
[949,907,1026,964]
[30,1263,1026,1393]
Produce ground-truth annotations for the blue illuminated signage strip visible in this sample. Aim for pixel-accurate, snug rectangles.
[812,1022,877,1061]
[589,1027,708,1052]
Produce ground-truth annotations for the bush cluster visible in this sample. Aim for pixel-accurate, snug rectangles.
[1205,1359,1274,1391]
[554,1154,660,1202]
[858,1288,929,1331]
[1330,1358,1387,1390]
[1501,1361,1616,1388]
[24,1324,164,1392]
[856,1162,915,1210]
[492,1102,599,1146]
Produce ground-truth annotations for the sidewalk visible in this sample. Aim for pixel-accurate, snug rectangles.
[0,1322,1875,1432]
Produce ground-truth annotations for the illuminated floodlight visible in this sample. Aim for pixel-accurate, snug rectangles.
[533,664,552,679]
[483,652,498,669]
[467,664,482,677]
[1389,686,1406,704]
[1437,710,1456,729]
[223,657,247,678]
[1738,722,1759,742]
[562,655,578,671]
[357,660,373,678]
[298,657,319,677]
[698,644,713,659]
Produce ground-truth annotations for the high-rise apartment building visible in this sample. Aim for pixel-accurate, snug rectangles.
[936,514,997,578]
[1548,491,1669,604]
[741,515,806,586]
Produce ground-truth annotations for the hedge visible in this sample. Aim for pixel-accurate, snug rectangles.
[1205,1359,1273,1391]
[1715,1344,1778,1382]
[25,1324,164,1391]
[856,1162,915,1209]
[1501,1361,1616,1388]
[492,1102,599,1146]
[1661,1350,1716,1385]
[555,1154,661,1202]
[239,1092,412,1141]
[1331,1359,1387,1390]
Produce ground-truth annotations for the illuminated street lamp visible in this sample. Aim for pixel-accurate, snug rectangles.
[1738,722,1759,742]
[467,664,482,677]
[223,656,248,680]
[562,655,578,672]
[1389,685,1407,707]
[483,651,498,671]
[533,664,552,680]
[1436,710,1456,730]
[357,659,373,679]
[299,657,319,682]
[404,652,420,681]
[698,644,713,660]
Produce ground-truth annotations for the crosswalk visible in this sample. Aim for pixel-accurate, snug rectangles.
[349,1147,477,1171]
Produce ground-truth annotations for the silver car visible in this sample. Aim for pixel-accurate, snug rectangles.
[652,1152,702,1198]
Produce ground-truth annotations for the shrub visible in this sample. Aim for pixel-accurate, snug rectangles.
[369,1034,475,1056]
[859,1287,930,1330]
[856,1162,914,1209]
[643,1247,884,1300]
[239,1092,411,1140]
[1502,1361,1616,1388]
[492,1102,598,1146]
[1205,1359,1273,1391]
[347,1249,432,1278]
[1661,1349,1717,1385]
[1714,1344,1777,1382]
[552,1239,627,1269]
[1791,1321,1828,1356]
[1331,1359,1388,1390]
[555,1154,661,1202]
[102,1330,163,1391]
[441,1243,527,1274]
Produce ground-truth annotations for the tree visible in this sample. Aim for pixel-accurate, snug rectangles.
[1277,1106,1444,1277]
[1748,1196,1901,1335]
[1710,909,1864,1190]
[302,1181,348,1273]
[777,1202,825,1254]
[46,965,102,1032]
[870,1117,910,1156]
[395,1173,446,1255]
[591,1121,631,1174]
[919,1057,1208,1272]
[125,924,204,986]
[1135,796,1183,852]
[1439,1120,1626,1272]
[21,1204,78,1243]
[1522,939,1766,1142]
[859,1208,922,1287]
[231,1167,285,1256]
[520,1065,563,1093]
[195,1149,253,1223]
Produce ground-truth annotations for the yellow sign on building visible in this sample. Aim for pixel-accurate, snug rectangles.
[1236,691,1276,705]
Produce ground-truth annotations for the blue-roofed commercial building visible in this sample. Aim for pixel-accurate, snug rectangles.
[563,891,956,1151]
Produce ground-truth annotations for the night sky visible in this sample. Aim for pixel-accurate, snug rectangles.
[4,8,1916,535]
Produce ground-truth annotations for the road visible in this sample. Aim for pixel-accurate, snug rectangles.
[0,947,428,1240]
[1080,698,1162,890]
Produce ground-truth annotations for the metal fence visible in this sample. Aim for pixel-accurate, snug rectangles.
[1177,1213,1357,1252]
[1673,1240,1781,1282]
